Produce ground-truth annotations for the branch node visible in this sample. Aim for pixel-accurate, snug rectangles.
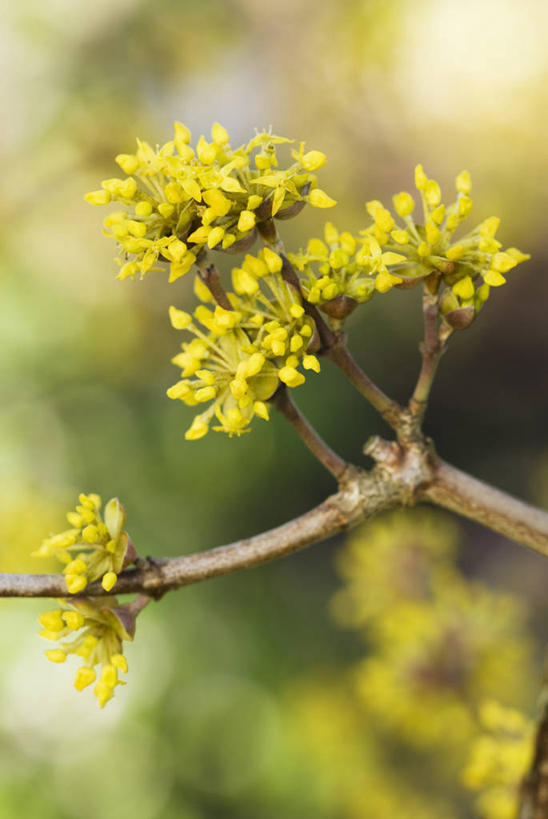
[364,436,435,506]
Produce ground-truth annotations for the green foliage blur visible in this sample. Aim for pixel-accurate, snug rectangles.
[1,0,547,816]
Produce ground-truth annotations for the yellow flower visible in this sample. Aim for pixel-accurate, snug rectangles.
[351,164,530,325]
[32,494,136,594]
[86,124,334,282]
[278,366,305,387]
[39,598,135,708]
[462,700,534,819]
[167,248,319,439]
[333,510,536,762]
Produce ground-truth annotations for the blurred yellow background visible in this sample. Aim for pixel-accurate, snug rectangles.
[0,1,547,816]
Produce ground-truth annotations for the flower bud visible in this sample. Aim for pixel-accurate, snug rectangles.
[74,666,96,691]
[104,498,126,541]
[308,189,337,208]
[440,289,459,315]
[301,150,326,171]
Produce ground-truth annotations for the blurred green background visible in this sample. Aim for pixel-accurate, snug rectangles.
[0,0,547,816]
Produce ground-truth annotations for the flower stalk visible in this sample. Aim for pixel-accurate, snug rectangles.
[409,285,445,424]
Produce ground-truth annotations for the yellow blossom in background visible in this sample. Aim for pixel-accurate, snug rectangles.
[32,494,136,594]
[85,124,335,283]
[38,598,134,708]
[333,512,535,753]
[0,491,68,573]
[282,510,540,816]
[287,678,457,819]
[332,510,458,627]
[353,580,533,752]
[462,700,534,819]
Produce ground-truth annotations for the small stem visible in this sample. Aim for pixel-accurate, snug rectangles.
[273,386,348,480]
[327,343,403,430]
[409,287,443,421]
[196,257,233,311]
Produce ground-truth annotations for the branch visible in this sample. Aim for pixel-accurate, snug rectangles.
[0,464,400,598]
[421,458,548,557]
[272,386,348,480]
[2,437,547,599]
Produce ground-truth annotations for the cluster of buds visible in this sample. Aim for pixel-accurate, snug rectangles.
[38,598,135,708]
[290,166,529,329]
[361,164,529,328]
[85,124,335,283]
[32,494,136,594]
[353,580,530,750]
[87,127,531,446]
[167,247,321,439]
[288,222,402,321]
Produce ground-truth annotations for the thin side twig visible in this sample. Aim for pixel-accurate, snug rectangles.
[409,285,444,421]
[327,342,403,429]
[272,386,348,480]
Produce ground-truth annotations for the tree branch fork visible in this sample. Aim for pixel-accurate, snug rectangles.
[2,261,548,599]
[2,432,547,599]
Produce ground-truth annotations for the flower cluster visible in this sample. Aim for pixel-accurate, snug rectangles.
[288,679,456,819]
[289,222,401,320]
[333,512,535,752]
[39,598,134,708]
[462,700,533,819]
[290,166,529,328]
[285,512,538,818]
[167,247,321,439]
[85,124,335,283]
[32,494,136,594]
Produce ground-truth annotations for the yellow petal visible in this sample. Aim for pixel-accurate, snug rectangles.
[308,189,337,208]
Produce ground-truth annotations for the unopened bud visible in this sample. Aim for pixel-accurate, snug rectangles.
[104,498,126,541]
